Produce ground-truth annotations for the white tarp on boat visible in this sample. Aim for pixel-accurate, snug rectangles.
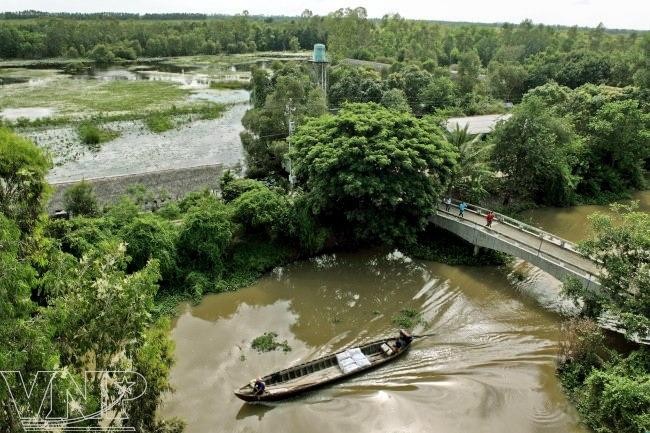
[336,348,371,374]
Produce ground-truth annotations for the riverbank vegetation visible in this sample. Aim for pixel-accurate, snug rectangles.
[2,8,649,432]
[557,203,650,433]
[77,122,119,147]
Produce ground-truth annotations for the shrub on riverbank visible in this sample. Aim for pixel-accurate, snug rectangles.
[557,322,650,433]
[145,112,174,133]
[78,122,119,147]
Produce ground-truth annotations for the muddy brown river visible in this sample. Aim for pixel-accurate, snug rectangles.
[161,252,586,433]
[161,193,648,433]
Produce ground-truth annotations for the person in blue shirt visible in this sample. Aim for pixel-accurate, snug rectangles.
[458,202,467,218]
[253,378,266,395]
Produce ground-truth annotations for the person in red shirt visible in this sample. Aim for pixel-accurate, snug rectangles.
[486,211,495,228]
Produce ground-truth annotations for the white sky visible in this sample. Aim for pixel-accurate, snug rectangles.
[2,0,649,30]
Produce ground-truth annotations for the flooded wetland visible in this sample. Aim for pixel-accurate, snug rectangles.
[0,53,307,181]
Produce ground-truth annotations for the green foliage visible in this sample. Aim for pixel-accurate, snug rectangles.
[447,125,494,202]
[251,332,291,352]
[288,195,329,255]
[63,180,99,217]
[45,216,115,257]
[177,189,212,213]
[226,239,292,278]
[220,176,266,203]
[563,203,650,339]
[291,102,457,246]
[89,43,115,64]
[457,50,482,94]
[120,214,178,283]
[577,99,649,195]
[0,128,51,233]
[77,122,118,148]
[104,196,140,227]
[329,66,384,107]
[492,97,581,206]
[487,61,528,102]
[559,345,650,433]
[177,199,233,274]
[145,112,175,133]
[392,308,424,329]
[241,63,327,179]
[380,88,410,112]
[42,241,160,371]
[125,318,184,433]
[230,186,289,239]
[209,80,250,90]
[156,202,182,220]
[522,83,649,200]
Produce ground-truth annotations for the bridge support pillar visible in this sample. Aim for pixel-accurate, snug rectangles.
[473,245,480,256]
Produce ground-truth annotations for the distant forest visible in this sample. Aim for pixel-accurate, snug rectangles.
[0,8,648,90]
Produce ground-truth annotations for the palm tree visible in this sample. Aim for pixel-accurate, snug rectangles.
[447,124,494,202]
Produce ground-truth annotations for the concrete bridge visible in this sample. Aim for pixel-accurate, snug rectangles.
[430,199,602,291]
[430,199,649,345]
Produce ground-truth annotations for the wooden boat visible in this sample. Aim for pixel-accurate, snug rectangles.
[234,331,412,402]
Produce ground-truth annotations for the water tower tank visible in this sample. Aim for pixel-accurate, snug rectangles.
[313,44,327,63]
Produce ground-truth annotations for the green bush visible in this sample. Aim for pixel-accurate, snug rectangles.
[230,187,289,239]
[156,202,181,220]
[104,196,140,228]
[120,214,178,283]
[77,123,118,148]
[227,239,292,276]
[46,216,116,258]
[177,189,213,213]
[177,200,233,274]
[561,349,650,433]
[220,176,266,203]
[63,180,99,217]
[145,113,174,133]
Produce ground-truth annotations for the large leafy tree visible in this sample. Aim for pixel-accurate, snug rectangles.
[290,102,457,245]
[0,128,51,234]
[491,97,581,206]
[241,64,327,179]
[564,204,650,339]
[456,50,481,94]
[577,99,649,195]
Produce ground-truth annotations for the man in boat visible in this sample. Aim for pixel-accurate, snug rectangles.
[253,377,266,395]
[395,329,413,350]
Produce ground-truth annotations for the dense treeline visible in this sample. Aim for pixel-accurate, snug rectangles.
[1,8,648,92]
[243,64,648,206]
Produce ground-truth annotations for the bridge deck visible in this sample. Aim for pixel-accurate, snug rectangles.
[436,203,601,278]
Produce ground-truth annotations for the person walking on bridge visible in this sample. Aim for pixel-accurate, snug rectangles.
[444,197,452,212]
[458,201,467,218]
[485,211,495,228]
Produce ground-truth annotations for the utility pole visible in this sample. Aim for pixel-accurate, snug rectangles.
[285,98,297,189]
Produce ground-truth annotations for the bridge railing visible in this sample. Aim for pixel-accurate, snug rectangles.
[433,206,600,288]
[441,198,602,260]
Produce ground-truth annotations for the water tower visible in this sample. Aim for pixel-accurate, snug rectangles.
[310,43,328,93]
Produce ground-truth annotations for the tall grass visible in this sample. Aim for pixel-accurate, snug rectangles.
[77,122,118,148]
